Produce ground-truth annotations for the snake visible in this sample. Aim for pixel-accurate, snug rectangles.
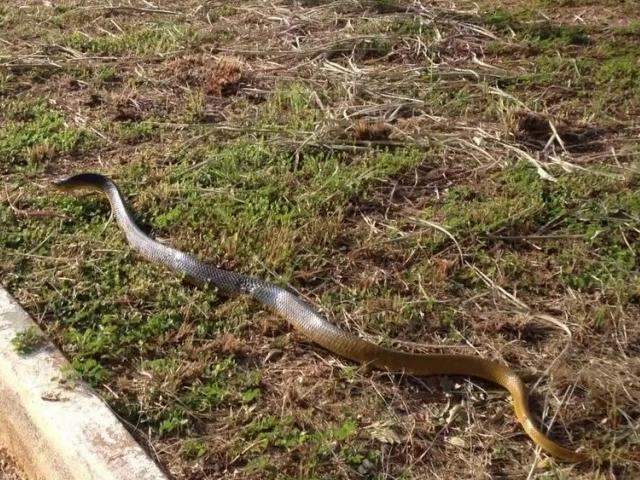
[54,172,587,463]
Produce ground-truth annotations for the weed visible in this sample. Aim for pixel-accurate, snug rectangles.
[183,90,206,123]
[484,9,516,31]
[181,439,207,460]
[69,358,108,387]
[97,66,118,83]
[11,327,46,355]
[158,409,189,437]
[261,83,319,130]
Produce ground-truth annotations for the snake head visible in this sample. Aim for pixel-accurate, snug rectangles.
[52,173,111,192]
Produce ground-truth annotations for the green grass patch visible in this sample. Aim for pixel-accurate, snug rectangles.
[596,55,640,91]
[159,140,423,278]
[114,120,158,144]
[65,24,201,56]
[417,163,640,299]
[0,100,91,168]
[11,326,46,354]
[259,83,320,131]
[483,9,590,49]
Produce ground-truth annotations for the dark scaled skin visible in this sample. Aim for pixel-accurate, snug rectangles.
[54,173,587,463]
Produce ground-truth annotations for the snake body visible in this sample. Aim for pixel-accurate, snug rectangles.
[54,172,586,462]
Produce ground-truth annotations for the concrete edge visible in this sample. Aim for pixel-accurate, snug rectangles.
[0,288,169,480]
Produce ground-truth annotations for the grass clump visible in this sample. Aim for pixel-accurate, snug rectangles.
[0,100,90,168]
[68,357,109,387]
[181,439,207,460]
[96,65,118,83]
[65,24,199,56]
[114,120,158,144]
[11,326,46,355]
[260,83,319,131]
[596,55,640,91]
[526,23,590,47]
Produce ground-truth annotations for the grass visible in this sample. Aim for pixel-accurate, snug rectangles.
[0,100,91,170]
[64,24,200,56]
[1,1,639,479]
[11,326,46,355]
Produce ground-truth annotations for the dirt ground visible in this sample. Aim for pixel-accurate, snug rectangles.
[0,449,25,480]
